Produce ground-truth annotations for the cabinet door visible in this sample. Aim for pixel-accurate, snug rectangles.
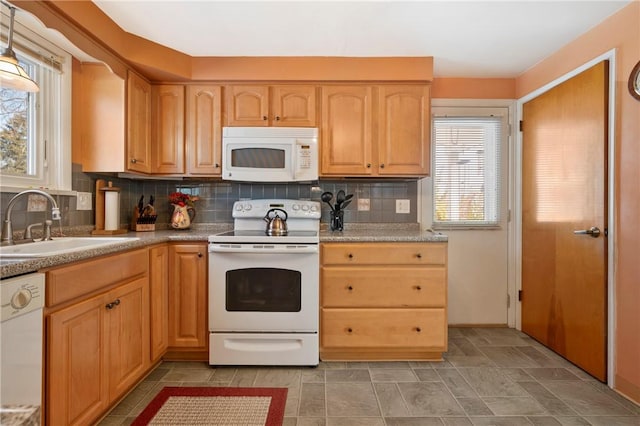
[48,294,109,426]
[226,85,269,126]
[271,85,316,127]
[186,85,222,175]
[127,71,152,173]
[107,277,150,400]
[149,245,169,362]
[378,85,430,176]
[152,85,185,174]
[168,243,208,349]
[321,86,373,175]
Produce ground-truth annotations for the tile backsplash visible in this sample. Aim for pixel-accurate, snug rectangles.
[0,164,418,231]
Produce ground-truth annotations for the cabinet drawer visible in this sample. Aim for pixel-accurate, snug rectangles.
[321,308,446,350]
[322,243,446,266]
[322,266,445,308]
[46,249,148,307]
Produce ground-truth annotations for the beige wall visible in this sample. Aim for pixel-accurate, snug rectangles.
[516,2,640,403]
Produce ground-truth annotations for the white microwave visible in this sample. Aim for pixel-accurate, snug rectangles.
[222,127,319,182]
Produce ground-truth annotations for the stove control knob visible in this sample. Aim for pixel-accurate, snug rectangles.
[310,205,318,212]
[292,204,300,211]
[244,203,252,211]
[234,204,243,211]
[302,204,309,211]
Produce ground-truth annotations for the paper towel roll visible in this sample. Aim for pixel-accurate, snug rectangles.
[104,191,120,231]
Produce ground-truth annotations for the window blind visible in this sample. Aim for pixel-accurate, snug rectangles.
[432,116,501,227]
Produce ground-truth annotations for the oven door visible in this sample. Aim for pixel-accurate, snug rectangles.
[208,243,319,332]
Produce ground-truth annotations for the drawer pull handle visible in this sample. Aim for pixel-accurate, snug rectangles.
[105,299,121,310]
[347,285,353,291]
[262,116,268,121]
[348,253,354,259]
[415,285,422,291]
[275,116,281,121]
[347,328,353,333]
[415,327,422,333]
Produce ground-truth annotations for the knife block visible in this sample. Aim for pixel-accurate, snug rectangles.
[92,179,127,235]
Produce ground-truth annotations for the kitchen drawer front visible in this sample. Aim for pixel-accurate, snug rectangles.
[322,242,446,266]
[322,266,446,308]
[46,249,149,307]
[321,308,446,350]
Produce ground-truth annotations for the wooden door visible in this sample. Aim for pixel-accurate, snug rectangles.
[378,85,430,176]
[226,85,269,126]
[149,245,169,361]
[321,85,373,175]
[186,85,222,175]
[151,84,184,174]
[522,61,608,380]
[127,71,152,173]
[48,294,108,426]
[107,277,150,399]
[168,243,208,349]
[271,85,317,126]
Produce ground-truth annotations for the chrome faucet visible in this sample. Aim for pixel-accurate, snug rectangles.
[1,189,62,245]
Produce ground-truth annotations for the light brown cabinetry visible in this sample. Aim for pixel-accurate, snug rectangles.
[167,243,208,358]
[321,84,430,177]
[226,84,316,127]
[46,249,150,426]
[150,84,223,175]
[151,85,185,174]
[127,70,152,173]
[320,242,447,361]
[149,245,169,362]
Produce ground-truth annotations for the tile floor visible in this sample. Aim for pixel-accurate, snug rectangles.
[99,328,639,425]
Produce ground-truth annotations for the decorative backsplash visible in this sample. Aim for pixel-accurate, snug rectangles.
[0,164,418,231]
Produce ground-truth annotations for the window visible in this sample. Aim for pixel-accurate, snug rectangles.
[432,112,505,228]
[0,8,71,192]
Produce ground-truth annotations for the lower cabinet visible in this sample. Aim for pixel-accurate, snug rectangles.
[167,243,208,359]
[320,242,448,361]
[149,244,169,362]
[46,254,150,426]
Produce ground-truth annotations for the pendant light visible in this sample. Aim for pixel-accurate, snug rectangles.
[0,3,39,92]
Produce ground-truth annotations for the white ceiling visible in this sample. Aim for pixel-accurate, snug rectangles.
[92,0,630,78]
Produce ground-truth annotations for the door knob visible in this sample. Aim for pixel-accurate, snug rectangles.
[574,226,601,238]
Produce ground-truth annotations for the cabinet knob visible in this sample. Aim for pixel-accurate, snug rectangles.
[415,327,422,333]
[366,163,371,168]
[198,252,203,258]
[262,116,268,121]
[415,285,422,291]
[348,253,353,259]
[380,163,385,169]
[275,116,281,121]
[214,163,220,168]
[347,285,353,291]
[130,158,137,164]
[416,253,422,259]
[347,328,353,333]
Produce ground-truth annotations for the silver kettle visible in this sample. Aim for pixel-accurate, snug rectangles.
[264,208,288,236]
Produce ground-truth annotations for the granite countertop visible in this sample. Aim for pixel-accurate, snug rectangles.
[0,405,40,426]
[1,223,447,279]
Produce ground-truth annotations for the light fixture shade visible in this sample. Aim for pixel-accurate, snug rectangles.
[1,4,39,92]
[0,53,39,92]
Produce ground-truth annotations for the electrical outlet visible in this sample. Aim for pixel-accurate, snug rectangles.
[396,199,410,214]
[357,198,370,211]
[27,194,47,212]
[76,192,92,210]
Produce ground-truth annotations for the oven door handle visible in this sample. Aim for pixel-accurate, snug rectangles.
[209,244,318,254]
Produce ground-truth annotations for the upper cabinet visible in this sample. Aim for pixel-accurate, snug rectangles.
[321,84,431,177]
[79,66,151,174]
[150,84,223,176]
[127,71,152,173]
[226,85,317,127]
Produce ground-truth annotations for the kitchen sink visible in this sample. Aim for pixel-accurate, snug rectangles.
[0,237,140,258]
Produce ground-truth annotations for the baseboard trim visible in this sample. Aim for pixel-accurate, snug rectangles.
[614,374,640,405]
[448,324,509,328]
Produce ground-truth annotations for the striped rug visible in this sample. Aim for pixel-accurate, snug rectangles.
[131,387,287,426]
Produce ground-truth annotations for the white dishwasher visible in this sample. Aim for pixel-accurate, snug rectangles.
[0,273,45,417]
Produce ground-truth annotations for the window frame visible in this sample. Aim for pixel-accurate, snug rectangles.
[431,106,509,230]
[0,7,72,193]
